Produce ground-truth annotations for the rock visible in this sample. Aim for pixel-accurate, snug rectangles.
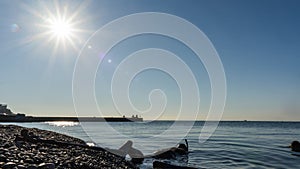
[33,156,42,163]
[24,158,34,164]
[26,165,38,169]
[38,163,55,169]
[2,162,17,169]
[0,154,7,162]
[3,142,12,148]
[0,147,8,154]
[17,165,26,169]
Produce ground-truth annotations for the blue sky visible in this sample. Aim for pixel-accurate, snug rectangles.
[0,0,299,121]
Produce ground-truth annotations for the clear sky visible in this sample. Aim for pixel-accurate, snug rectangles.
[0,0,299,121]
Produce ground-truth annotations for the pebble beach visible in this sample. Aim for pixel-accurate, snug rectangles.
[0,124,137,169]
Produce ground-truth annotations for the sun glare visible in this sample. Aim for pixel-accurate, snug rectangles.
[23,1,89,54]
[49,18,72,39]
[41,13,79,53]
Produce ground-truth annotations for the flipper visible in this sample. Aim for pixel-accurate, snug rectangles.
[185,139,189,152]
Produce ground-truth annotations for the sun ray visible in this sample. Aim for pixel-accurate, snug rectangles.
[19,0,91,56]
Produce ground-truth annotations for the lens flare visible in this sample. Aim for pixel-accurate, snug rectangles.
[11,24,20,32]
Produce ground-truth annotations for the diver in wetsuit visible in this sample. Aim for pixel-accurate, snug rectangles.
[290,140,300,152]
[150,139,189,159]
[108,139,189,163]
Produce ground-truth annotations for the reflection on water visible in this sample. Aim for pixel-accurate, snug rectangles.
[45,121,79,127]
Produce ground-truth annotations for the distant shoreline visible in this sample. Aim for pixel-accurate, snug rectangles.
[1,120,300,123]
[0,116,143,123]
[142,120,300,122]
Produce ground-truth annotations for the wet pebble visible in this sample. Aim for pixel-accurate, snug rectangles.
[0,154,7,162]
[2,162,16,169]
[38,163,55,169]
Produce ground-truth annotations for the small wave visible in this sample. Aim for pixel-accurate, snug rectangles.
[86,142,96,147]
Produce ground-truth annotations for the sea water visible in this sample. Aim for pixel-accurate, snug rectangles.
[2,121,300,169]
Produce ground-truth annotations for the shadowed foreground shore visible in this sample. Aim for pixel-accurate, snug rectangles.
[0,124,137,169]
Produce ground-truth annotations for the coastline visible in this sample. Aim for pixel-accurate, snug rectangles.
[0,124,137,169]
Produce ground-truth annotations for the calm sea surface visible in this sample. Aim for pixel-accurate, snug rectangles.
[2,121,300,169]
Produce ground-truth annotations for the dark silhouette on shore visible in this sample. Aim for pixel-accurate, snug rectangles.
[109,139,192,169]
[146,139,189,160]
[107,140,144,164]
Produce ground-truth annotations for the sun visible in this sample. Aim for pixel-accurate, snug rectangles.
[49,18,72,39]
[47,17,74,40]
[23,1,88,54]
[40,13,80,53]
[21,1,89,56]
